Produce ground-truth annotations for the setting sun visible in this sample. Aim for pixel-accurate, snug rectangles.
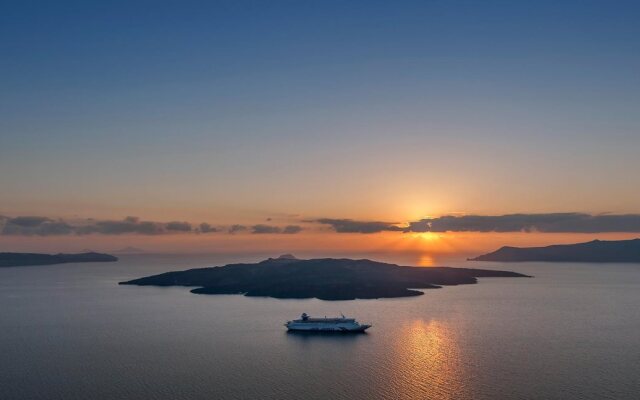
[414,232,442,242]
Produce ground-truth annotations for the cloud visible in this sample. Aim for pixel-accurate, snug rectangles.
[197,223,217,233]
[282,225,303,234]
[252,224,282,234]
[5,216,51,228]
[0,215,305,236]
[252,224,280,234]
[165,221,192,232]
[315,218,403,234]
[2,216,202,236]
[76,217,165,235]
[6,212,639,237]
[403,213,640,233]
[228,224,247,234]
[250,224,303,234]
[1,216,74,236]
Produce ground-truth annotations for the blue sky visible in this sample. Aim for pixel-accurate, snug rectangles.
[1,0,639,228]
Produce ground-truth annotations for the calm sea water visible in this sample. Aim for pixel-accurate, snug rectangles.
[1,253,639,400]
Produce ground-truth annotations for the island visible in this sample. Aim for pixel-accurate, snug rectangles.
[469,238,640,262]
[0,252,118,267]
[119,255,529,300]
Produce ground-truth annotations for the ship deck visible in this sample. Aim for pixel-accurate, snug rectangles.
[295,318,355,323]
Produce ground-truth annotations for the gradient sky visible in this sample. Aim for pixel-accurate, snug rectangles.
[2,1,640,257]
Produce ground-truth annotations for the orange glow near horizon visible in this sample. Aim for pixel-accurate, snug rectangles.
[1,227,639,265]
[413,232,442,241]
[418,254,436,266]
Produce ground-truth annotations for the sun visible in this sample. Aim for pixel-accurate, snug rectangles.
[413,232,441,241]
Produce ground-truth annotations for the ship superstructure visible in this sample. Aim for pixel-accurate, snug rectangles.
[285,313,371,332]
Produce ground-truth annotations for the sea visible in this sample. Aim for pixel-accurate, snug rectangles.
[1,253,639,400]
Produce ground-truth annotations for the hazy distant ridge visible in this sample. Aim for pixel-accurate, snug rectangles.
[470,239,640,262]
[0,252,118,267]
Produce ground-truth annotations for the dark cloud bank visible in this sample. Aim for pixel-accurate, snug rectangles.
[3,213,640,237]
[252,224,302,234]
[229,224,303,234]
[314,218,403,233]
[0,216,301,236]
[315,213,640,234]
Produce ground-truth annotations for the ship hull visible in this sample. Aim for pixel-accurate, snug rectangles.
[286,323,371,332]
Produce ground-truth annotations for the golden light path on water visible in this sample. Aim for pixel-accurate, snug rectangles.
[418,254,436,267]
[386,319,470,399]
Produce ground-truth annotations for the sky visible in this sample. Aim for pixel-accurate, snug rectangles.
[1,1,640,260]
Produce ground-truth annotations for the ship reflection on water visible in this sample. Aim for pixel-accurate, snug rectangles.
[285,330,370,341]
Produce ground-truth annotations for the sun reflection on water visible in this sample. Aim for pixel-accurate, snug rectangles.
[418,254,436,266]
[387,319,469,399]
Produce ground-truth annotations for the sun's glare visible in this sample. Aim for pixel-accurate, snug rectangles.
[414,232,441,241]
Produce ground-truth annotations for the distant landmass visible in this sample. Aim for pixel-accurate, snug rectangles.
[120,255,529,300]
[470,239,640,262]
[0,252,118,267]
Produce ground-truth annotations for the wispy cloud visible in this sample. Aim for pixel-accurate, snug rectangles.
[75,216,166,235]
[0,216,300,236]
[165,221,192,232]
[251,224,304,234]
[314,218,403,233]
[1,216,74,236]
[252,224,281,234]
[282,225,303,234]
[197,223,218,233]
[228,224,248,234]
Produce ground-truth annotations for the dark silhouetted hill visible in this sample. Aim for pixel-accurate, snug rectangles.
[0,252,118,267]
[470,239,640,262]
[120,256,528,300]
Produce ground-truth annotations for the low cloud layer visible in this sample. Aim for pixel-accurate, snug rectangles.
[228,224,248,234]
[1,216,74,236]
[0,216,301,236]
[316,213,640,234]
[197,223,217,233]
[4,212,640,237]
[75,216,167,235]
[315,218,403,234]
[252,224,281,234]
[252,224,303,234]
[165,221,192,232]
[282,225,303,234]
[404,213,640,233]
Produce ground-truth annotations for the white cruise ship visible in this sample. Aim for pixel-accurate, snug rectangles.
[285,313,371,332]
